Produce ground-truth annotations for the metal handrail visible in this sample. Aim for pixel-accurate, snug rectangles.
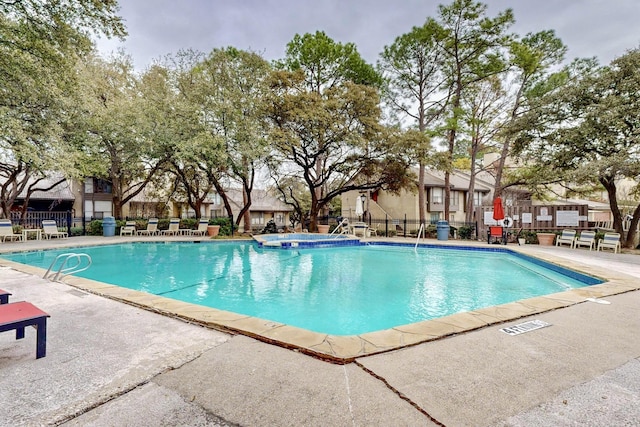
[329,218,350,237]
[414,223,425,253]
[44,253,92,281]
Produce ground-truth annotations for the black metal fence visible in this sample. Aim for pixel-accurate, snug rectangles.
[10,211,74,233]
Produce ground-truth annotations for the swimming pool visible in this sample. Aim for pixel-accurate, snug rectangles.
[2,242,601,336]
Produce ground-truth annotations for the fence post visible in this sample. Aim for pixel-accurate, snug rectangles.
[385,214,388,238]
[404,214,407,238]
[66,211,72,236]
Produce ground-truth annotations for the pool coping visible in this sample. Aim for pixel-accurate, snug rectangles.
[1,237,638,363]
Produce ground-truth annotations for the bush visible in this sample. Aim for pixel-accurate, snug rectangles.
[520,230,538,244]
[86,220,103,236]
[210,217,235,236]
[457,225,475,240]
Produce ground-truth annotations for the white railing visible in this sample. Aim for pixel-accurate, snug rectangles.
[414,223,425,253]
[329,218,350,237]
[44,253,92,281]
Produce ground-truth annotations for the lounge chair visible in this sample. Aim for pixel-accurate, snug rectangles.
[555,229,576,248]
[190,219,209,236]
[137,218,159,236]
[161,218,181,236]
[597,232,621,253]
[574,231,596,250]
[0,219,23,242]
[120,220,137,236]
[0,301,50,359]
[487,226,505,244]
[42,220,68,239]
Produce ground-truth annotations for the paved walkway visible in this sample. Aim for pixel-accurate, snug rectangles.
[0,237,639,426]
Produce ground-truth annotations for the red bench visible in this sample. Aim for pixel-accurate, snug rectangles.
[0,302,50,359]
[0,289,10,304]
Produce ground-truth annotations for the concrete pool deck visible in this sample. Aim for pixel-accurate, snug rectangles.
[1,235,640,425]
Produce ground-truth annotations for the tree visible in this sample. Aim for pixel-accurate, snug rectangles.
[459,76,506,222]
[513,49,640,247]
[76,54,172,218]
[267,31,411,231]
[435,0,514,220]
[378,18,446,226]
[0,0,125,217]
[194,47,272,228]
[492,30,567,198]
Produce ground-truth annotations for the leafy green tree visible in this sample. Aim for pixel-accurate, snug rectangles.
[435,0,514,219]
[141,51,227,220]
[378,18,445,225]
[513,50,640,247]
[194,47,272,228]
[76,54,173,218]
[459,76,506,222]
[0,0,125,217]
[267,31,411,231]
[493,30,567,197]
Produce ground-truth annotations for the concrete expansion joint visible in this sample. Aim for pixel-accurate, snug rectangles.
[353,360,446,426]
[52,380,152,425]
[52,348,212,425]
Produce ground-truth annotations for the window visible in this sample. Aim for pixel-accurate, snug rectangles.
[473,192,482,206]
[432,188,443,204]
[251,212,264,225]
[93,179,112,194]
[450,191,460,207]
[430,213,440,223]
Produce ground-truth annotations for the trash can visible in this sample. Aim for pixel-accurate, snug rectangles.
[436,220,449,241]
[102,216,116,237]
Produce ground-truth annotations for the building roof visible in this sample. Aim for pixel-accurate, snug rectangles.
[225,188,293,212]
[13,176,75,200]
[417,169,492,193]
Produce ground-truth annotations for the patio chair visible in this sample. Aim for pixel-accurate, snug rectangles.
[0,219,23,242]
[41,220,68,239]
[555,229,576,248]
[597,232,621,253]
[120,220,137,236]
[190,219,209,236]
[487,226,506,245]
[574,231,596,250]
[161,218,181,236]
[137,218,159,236]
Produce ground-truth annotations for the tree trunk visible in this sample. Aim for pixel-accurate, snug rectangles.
[418,163,426,226]
[600,176,626,245]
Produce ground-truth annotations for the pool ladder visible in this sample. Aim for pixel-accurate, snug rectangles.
[43,253,92,281]
[414,223,425,252]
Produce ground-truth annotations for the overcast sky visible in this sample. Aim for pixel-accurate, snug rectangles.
[95,0,640,70]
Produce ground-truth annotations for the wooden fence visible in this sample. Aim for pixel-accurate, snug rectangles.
[474,204,590,236]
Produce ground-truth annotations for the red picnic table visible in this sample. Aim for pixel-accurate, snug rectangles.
[0,301,50,359]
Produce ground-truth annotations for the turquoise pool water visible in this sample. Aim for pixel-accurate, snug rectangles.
[2,242,600,335]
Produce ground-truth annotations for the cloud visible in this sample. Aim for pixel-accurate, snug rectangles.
[96,0,640,69]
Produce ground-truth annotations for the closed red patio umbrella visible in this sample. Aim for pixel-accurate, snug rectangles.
[493,197,505,221]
